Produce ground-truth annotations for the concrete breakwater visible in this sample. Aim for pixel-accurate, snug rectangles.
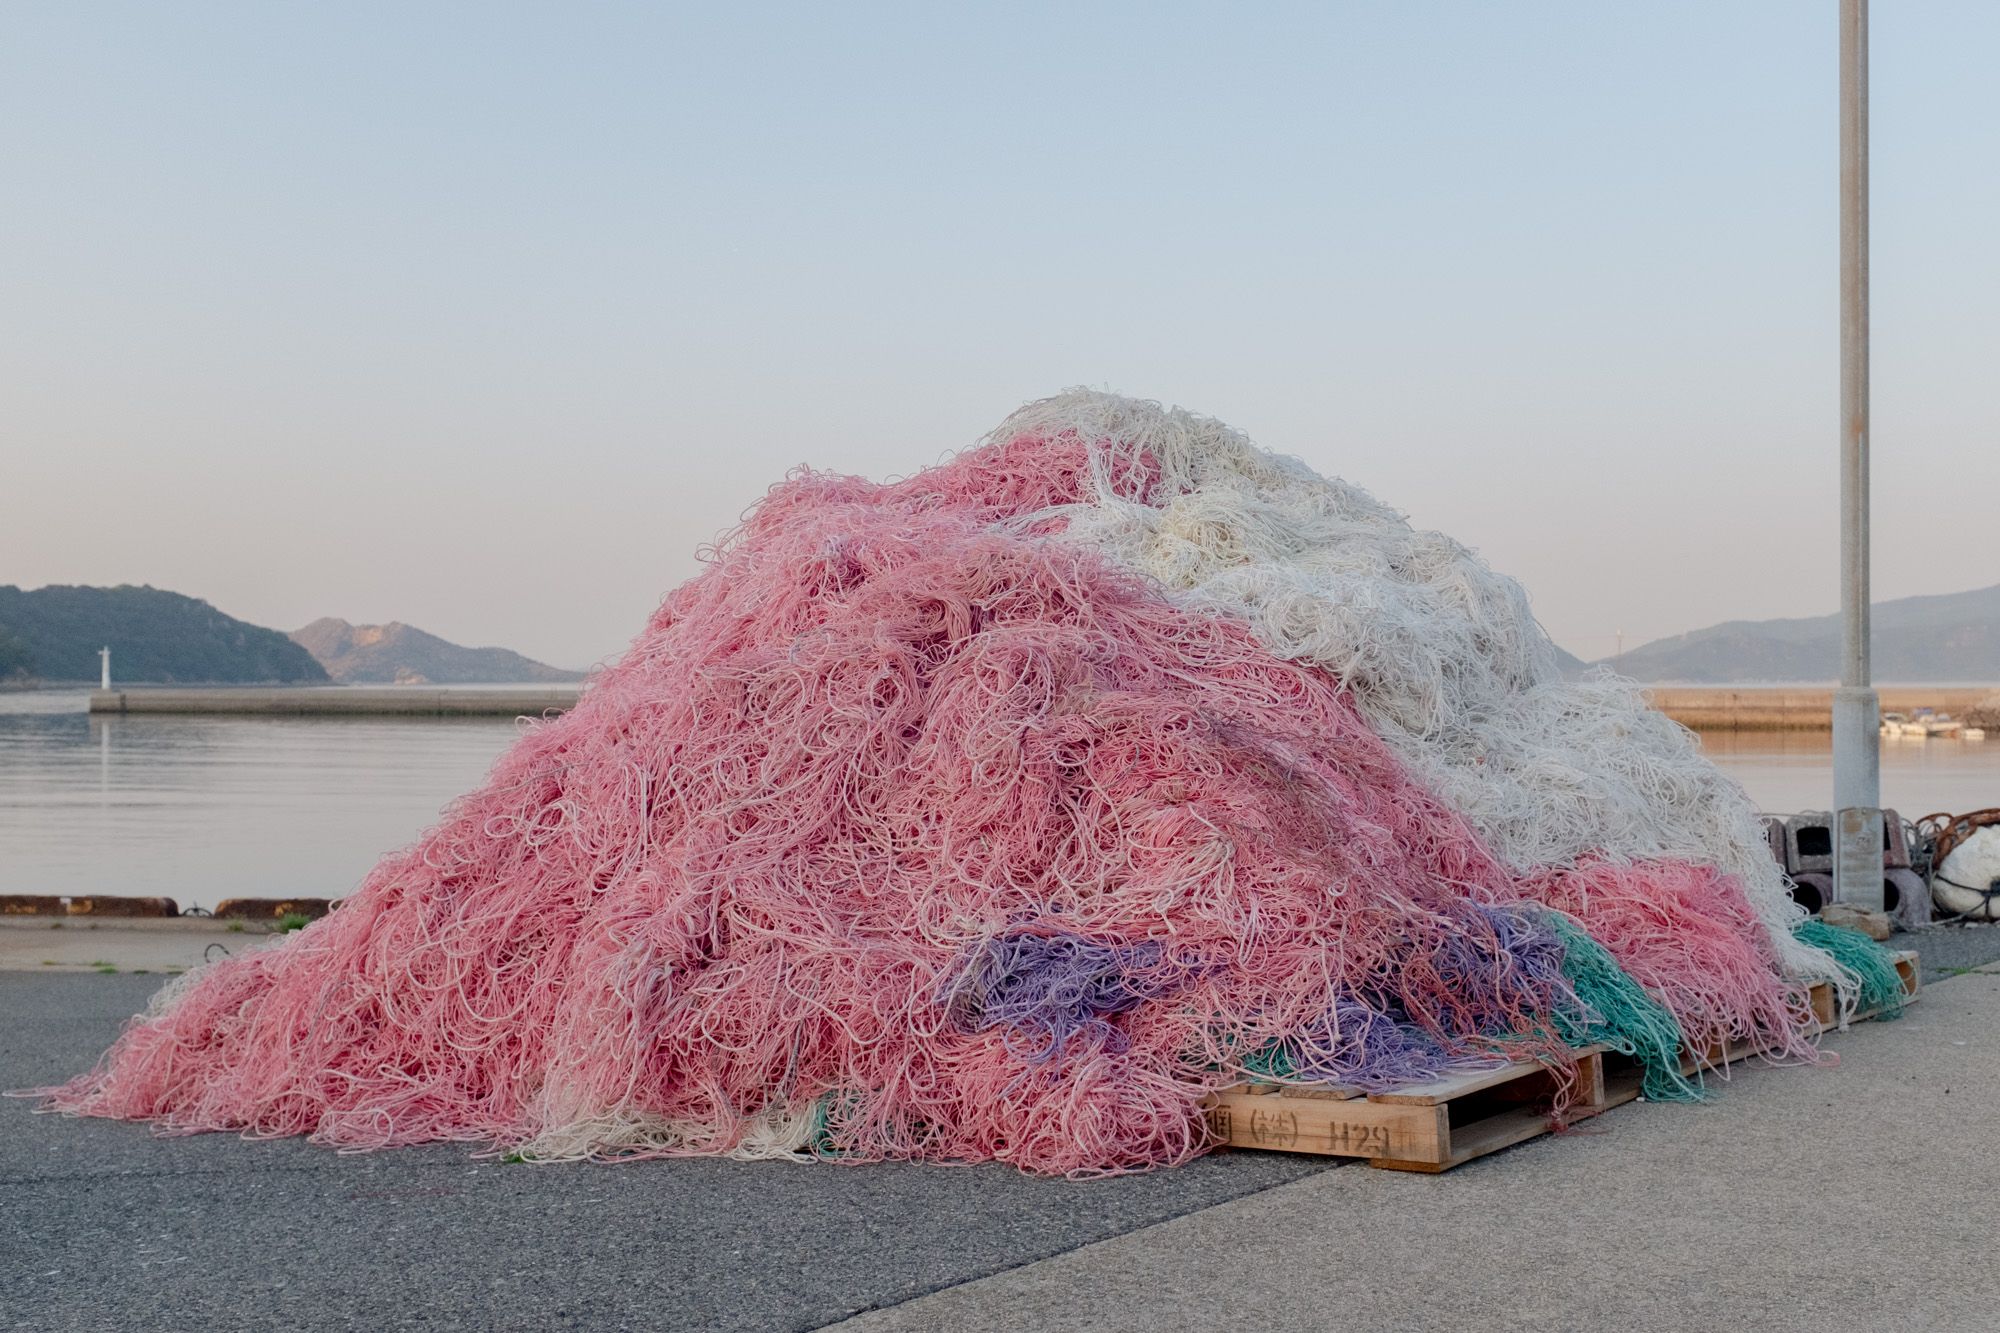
[1645,686,1994,732]
[89,686,582,716]
[86,684,1995,729]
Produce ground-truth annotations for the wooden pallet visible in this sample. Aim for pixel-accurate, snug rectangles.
[1206,950,1920,1173]
[1206,1046,1608,1174]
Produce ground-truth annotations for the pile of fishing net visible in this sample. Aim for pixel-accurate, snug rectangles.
[41,392,1906,1175]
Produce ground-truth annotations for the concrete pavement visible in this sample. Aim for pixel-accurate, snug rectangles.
[842,969,2000,1333]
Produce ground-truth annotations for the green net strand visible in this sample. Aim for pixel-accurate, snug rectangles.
[807,1091,859,1158]
[1238,1040,1294,1083]
[1547,912,1700,1102]
[1793,919,1909,1022]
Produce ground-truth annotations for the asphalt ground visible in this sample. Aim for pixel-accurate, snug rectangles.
[1903,917,2000,979]
[2,973,1329,1333]
[7,925,1998,1332]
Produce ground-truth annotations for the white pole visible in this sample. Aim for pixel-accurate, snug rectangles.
[100,646,111,692]
[1833,0,1883,909]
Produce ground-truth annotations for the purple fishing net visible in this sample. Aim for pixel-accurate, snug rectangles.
[938,932,1180,1065]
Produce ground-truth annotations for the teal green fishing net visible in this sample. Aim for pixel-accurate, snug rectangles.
[1794,919,1909,1022]
[1547,912,1699,1101]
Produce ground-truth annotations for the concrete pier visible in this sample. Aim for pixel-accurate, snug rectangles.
[1643,685,1992,731]
[78,683,1997,727]
[0,915,279,973]
[88,686,582,716]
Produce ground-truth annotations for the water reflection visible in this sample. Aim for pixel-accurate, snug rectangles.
[1695,728,2000,817]
[1,691,520,910]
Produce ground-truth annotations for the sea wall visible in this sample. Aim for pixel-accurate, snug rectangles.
[89,687,581,716]
[1646,686,1995,731]
[84,684,1996,729]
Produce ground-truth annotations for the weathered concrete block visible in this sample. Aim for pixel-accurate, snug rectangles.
[1819,902,1892,941]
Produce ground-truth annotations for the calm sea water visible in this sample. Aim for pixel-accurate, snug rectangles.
[3,689,1997,910]
[0,690,522,911]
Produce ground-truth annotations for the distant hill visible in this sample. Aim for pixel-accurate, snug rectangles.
[0,585,329,684]
[1602,583,2000,683]
[292,618,584,685]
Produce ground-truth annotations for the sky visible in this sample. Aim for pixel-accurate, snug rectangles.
[3,2,1995,671]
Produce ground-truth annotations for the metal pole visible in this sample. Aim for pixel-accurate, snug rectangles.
[1833,0,1883,909]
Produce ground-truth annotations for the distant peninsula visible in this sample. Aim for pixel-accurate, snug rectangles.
[1592,582,2000,683]
[0,585,328,684]
[291,618,585,685]
[0,585,585,688]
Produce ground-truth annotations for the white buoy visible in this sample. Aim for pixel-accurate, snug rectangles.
[1934,827,2000,921]
[100,646,111,691]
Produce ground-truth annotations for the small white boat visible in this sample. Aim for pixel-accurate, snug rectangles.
[1965,727,1987,741]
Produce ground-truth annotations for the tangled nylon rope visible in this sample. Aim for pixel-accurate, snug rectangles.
[37,391,1887,1174]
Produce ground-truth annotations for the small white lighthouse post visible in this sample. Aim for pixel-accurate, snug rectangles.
[100,646,111,691]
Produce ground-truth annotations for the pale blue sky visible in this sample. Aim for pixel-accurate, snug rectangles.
[3,2,1995,669]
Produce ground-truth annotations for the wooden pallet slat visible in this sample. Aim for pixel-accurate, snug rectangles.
[1367,1048,1598,1106]
[1237,1080,1365,1101]
[1206,1090,1440,1162]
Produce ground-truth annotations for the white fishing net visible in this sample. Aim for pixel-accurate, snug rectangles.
[1001,390,1830,981]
